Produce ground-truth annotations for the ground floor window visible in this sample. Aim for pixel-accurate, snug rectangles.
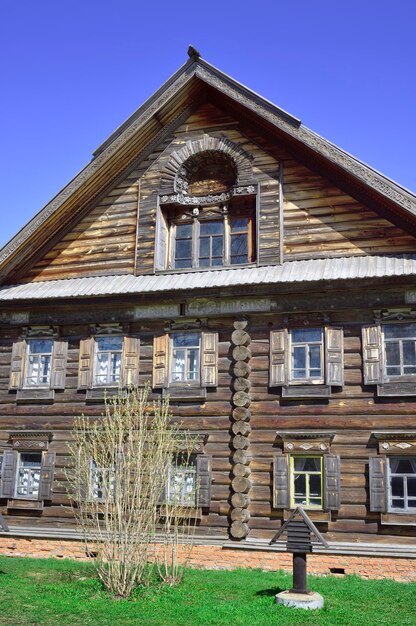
[388,457,416,512]
[166,455,197,506]
[290,456,323,509]
[15,452,42,498]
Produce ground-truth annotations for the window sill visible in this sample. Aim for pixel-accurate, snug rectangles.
[85,387,123,403]
[7,499,44,511]
[282,385,331,400]
[155,262,257,276]
[284,509,330,523]
[381,512,416,525]
[16,388,55,404]
[163,387,207,402]
[377,382,416,397]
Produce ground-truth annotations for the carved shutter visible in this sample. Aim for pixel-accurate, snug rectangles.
[121,336,140,387]
[324,454,341,510]
[201,332,218,387]
[78,338,94,389]
[273,455,289,508]
[155,204,169,271]
[325,327,344,386]
[153,335,168,388]
[9,340,27,390]
[369,456,387,513]
[362,325,382,385]
[38,452,56,500]
[269,330,287,387]
[197,455,212,507]
[0,450,17,498]
[50,340,68,390]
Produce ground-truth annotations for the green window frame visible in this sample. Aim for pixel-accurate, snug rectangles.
[290,455,323,509]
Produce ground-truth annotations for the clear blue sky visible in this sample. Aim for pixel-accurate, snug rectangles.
[1,0,415,248]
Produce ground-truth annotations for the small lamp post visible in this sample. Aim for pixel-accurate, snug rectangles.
[269,507,328,610]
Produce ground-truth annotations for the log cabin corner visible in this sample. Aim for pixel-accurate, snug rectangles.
[0,48,416,580]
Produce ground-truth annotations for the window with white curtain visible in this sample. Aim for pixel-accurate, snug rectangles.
[388,457,416,512]
[94,336,123,386]
[25,339,53,386]
[15,452,42,498]
[166,454,197,506]
[170,333,200,383]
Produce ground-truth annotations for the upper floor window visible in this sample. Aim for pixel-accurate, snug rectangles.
[169,206,255,270]
[362,321,416,395]
[290,328,324,383]
[383,324,416,377]
[171,333,200,384]
[25,339,53,387]
[94,336,123,386]
[270,326,343,397]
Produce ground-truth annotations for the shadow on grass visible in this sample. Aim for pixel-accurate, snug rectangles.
[255,587,285,597]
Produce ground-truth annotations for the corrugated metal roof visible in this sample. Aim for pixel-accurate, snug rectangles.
[1,255,416,302]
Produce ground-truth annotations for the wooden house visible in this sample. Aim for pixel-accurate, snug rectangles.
[0,48,416,577]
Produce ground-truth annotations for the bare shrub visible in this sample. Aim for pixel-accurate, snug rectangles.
[66,385,197,598]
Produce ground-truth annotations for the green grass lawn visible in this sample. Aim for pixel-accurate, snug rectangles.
[0,556,415,626]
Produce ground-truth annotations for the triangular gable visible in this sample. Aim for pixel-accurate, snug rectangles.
[1,52,416,284]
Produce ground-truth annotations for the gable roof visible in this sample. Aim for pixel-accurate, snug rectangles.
[1,52,416,284]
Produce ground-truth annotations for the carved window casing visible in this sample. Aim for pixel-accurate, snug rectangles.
[155,136,257,272]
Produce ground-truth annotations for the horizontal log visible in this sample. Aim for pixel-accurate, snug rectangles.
[233,391,251,407]
[231,492,250,508]
[231,330,251,347]
[231,421,251,436]
[232,346,251,362]
[230,520,249,539]
[233,377,251,392]
[232,407,251,421]
[232,435,250,450]
[231,477,252,493]
[233,463,251,477]
[231,507,250,522]
[232,362,251,378]
[233,450,253,465]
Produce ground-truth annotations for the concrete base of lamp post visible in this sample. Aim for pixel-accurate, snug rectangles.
[275,590,324,610]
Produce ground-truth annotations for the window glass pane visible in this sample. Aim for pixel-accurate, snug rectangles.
[384,324,416,339]
[385,342,400,366]
[199,238,210,258]
[200,221,223,235]
[175,259,192,269]
[408,478,416,498]
[172,348,185,381]
[173,333,199,348]
[392,499,405,509]
[212,236,223,257]
[175,239,192,260]
[211,258,223,266]
[303,457,321,472]
[294,473,306,501]
[176,224,192,239]
[309,473,322,497]
[395,459,415,474]
[230,234,248,263]
[29,339,53,354]
[291,329,322,343]
[386,365,401,376]
[187,349,200,380]
[391,476,404,497]
[96,337,122,351]
[21,453,42,468]
[231,217,248,232]
[403,341,416,366]
[309,345,321,370]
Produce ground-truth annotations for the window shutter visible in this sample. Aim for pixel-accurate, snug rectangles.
[9,340,27,390]
[78,338,94,389]
[325,327,344,386]
[362,325,382,385]
[369,456,387,513]
[50,340,68,390]
[153,335,168,388]
[269,330,287,387]
[155,204,168,271]
[121,336,140,387]
[38,451,56,500]
[273,455,289,508]
[201,332,218,387]
[324,454,341,510]
[0,450,17,498]
[197,454,212,507]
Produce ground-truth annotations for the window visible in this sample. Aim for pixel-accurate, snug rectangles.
[290,456,323,509]
[15,452,42,498]
[270,326,343,396]
[78,334,140,392]
[290,329,324,383]
[0,446,55,504]
[25,339,53,387]
[159,453,212,508]
[383,324,416,377]
[94,336,123,386]
[89,460,115,501]
[362,322,416,395]
[171,333,200,384]
[153,331,218,392]
[273,449,340,513]
[9,333,68,397]
[166,454,198,506]
[169,208,255,270]
[388,457,416,512]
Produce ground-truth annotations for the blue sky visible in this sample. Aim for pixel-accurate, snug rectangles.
[1,0,415,248]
